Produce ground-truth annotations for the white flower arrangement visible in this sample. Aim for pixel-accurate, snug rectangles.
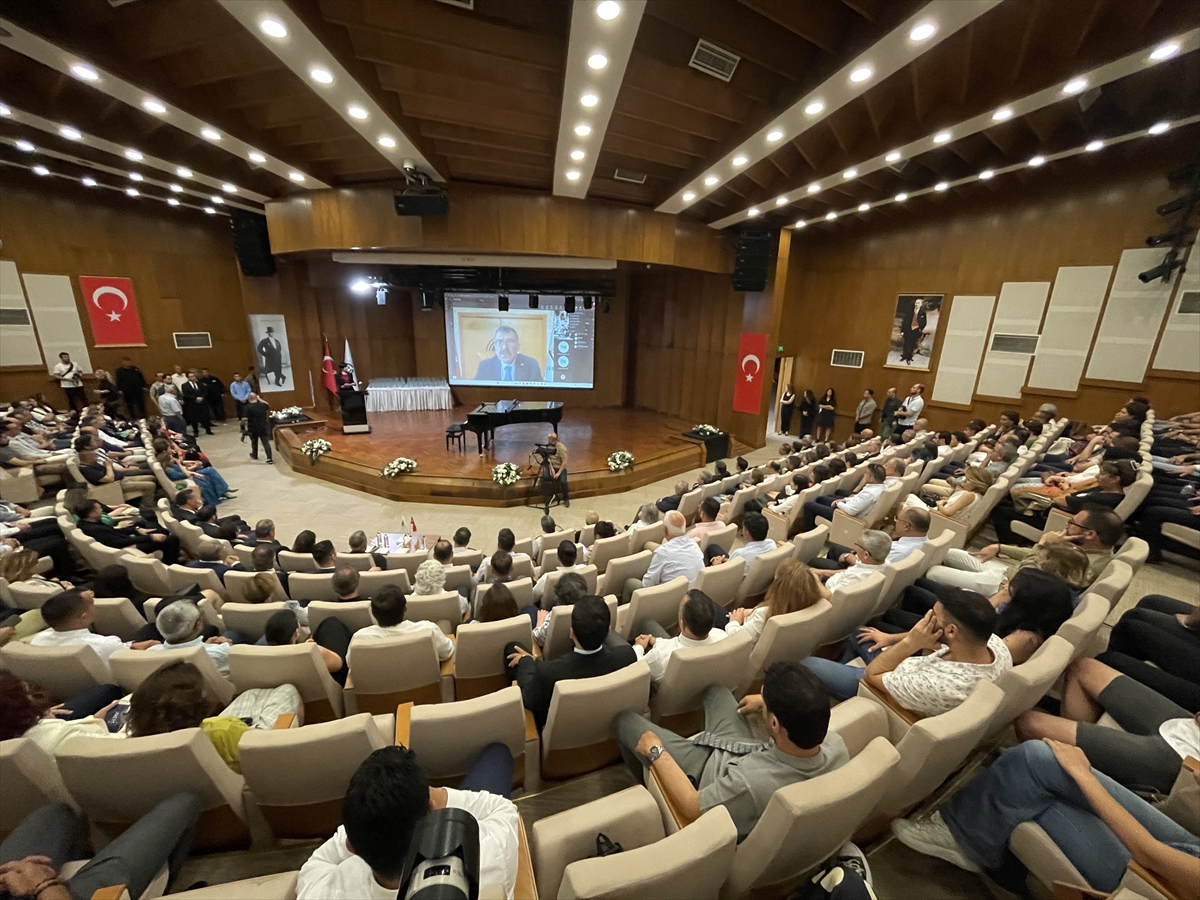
[692,423,721,436]
[300,438,332,464]
[491,462,521,486]
[272,406,303,419]
[607,450,634,472]
[382,457,417,478]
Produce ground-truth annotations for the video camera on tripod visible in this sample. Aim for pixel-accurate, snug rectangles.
[533,443,554,461]
[399,807,480,900]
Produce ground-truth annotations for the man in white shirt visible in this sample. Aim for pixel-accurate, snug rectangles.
[474,529,531,584]
[51,351,88,413]
[622,510,704,604]
[822,529,891,590]
[297,744,519,900]
[895,383,925,429]
[30,588,159,670]
[810,509,928,573]
[452,526,477,561]
[533,540,590,604]
[347,585,454,667]
[150,601,234,676]
[707,512,776,572]
[632,590,728,684]
[800,464,888,533]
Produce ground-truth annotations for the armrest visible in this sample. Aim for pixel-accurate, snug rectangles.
[860,677,923,727]
[648,761,698,831]
[525,708,538,743]
[1182,756,1199,774]
[1126,861,1180,900]
[514,818,539,900]
[395,701,414,747]
[272,713,297,730]
[90,887,129,900]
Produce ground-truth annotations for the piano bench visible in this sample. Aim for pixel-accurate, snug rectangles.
[445,425,466,452]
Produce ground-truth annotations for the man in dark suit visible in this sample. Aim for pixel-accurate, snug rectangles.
[75,499,181,565]
[244,393,273,463]
[180,371,213,436]
[899,297,928,365]
[473,325,542,382]
[257,327,286,386]
[505,595,636,730]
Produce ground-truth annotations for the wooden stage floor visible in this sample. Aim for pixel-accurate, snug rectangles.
[273,407,741,507]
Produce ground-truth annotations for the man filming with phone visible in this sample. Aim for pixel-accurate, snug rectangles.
[538,431,569,509]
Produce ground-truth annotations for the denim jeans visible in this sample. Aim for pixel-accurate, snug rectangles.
[941,740,1200,891]
[800,656,865,702]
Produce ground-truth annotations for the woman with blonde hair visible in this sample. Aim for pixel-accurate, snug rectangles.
[241,570,308,628]
[915,463,995,513]
[0,548,71,609]
[724,558,830,643]
[1032,540,1090,591]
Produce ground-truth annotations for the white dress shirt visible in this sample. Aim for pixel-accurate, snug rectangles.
[896,394,924,427]
[151,635,231,676]
[533,563,590,602]
[30,628,130,671]
[838,482,885,518]
[826,561,887,592]
[347,620,454,667]
[474,552,531,584]
[886,536,928,564]
[642,536,705,588]
[633,629,727,683]
[729,539,777,573]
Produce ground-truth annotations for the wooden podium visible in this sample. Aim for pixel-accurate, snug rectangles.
[340,389,371,434]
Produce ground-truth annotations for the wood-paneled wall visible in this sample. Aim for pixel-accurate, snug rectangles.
[780,143,1200,430]
[0,175,249,403]
[266,182,735,273]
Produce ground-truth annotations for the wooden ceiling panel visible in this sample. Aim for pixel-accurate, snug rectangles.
[397,95,556,141]
[416,122,556,159]
[737,0,857,55]
[151,36,286,89]
[611,85,736,143]
[377,66,559,123]
[602,132,699,171]
[622,49,763,124]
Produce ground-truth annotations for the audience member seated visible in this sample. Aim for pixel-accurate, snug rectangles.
[243,518,287,553]
[172,488,246,537]
[527,572,588,648]
[331,566,364,602]
[725,559,829,643]
[265,608,350,685]
[534,540,589,604]
[155,439,234,507]
[893,740,1200,895]
[993,459,1135,545]
[296,744,519,900]
[348,529,387,569]
[31,589,160,669]
[0,671,125,750]
[505,595,636,730]
[686,497,726,541]
[186,539,239,585]
[242,570,307,627]
[347,585,454,667]
[622,510,704,605]
[631,589,728,684]
[800,463,887,533]
[474,529,530,584]
[616,662,849,840]
[990,568,1077,664]
[705,512,775,570]
[75,498,181,565]
[311,540,338,573]
[451,526,477,562]
[819,529,891,590]
[1097,595,1200,712]
[413,559,447,596]
[476,582,520,623]
[531,515,560,561]
[628,503,662,538]
[913,465,993,516]
[292,530,318,556]
[478,550,515,587]
[656,479,691,513]
[431,539,468,612]
[812,509,929,573]
[765,473,812,517]
[74,436,157,503]
[0,502,77,579]
[150,601,242,675]
[0,548,75,607]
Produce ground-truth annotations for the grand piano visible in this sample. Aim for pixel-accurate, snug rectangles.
[465,400,563,454]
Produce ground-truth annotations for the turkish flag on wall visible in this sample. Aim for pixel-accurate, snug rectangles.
[732,332,769,414]
[78,276,146,346]
[321,337,338,394]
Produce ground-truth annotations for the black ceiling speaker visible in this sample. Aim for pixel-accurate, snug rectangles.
[731,230,777,292]
[229,209,276,277]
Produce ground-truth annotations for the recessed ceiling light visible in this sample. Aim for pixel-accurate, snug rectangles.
[378,136,396,148]
[167,198,180,206]
[895,192,908,202]
[249,151,266,163]
[596,0,621,20]
[142,98,167,115]
[348,105,368,120]
[15,140,35,152]
[200,127,221,141]
[290,171,306,182]
[804,100,825,116]
[747,208,760,217]
[775,196,788,206]
[1148,120,1170,135]
[81,176,96,187]
[310,66,334,85]
[565,170,581,181]
[825,211,838,220]
[580,92,599,108]
[210,195,223,203]
[858,202,870,212]
[794,220,806,228]
[32,165,49,176]
[1085,139,1104,152]
[909,21,938,42]
[682,191,696,202]
[169,184,183,193]
[222,183,237,193]
[70,63,99,82]
[732,154,748,167]
[176,167,193,178]
[1028,155,1045,167]
[807,183,820,194]
[992,107,1013,122]
[843,168,857,179]
[849,65,873,84]
[125,187,139,197]
[59,126,82,141]
[766,129,784,142]
[935,181,949,191]
[1150,41,1180,61]
[704,175,719,186]
[204,206,216,214]
[124,148,143,161]
[0,104,11,117]
[570,149,586,162]
[885,150,901,163]
[933,131,951,144]
[1062,77,1088,95]
[574,123,592,137]
[587,53,608,70]
[259,17,287,38]
[129,172,143,182]
[979,169,994,180]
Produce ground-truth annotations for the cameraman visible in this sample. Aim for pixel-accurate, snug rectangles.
[541,431,569,508]
[297,744,519,899]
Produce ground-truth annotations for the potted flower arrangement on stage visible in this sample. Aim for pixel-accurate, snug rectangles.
[272,406,303,420]
[691,423,721,437]
[607,450,634,472]
[382,457,417,478]
[492,462,520,486]
[300,438,331,465]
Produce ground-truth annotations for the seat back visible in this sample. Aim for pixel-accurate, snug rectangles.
[223,570,290,604]
[442,565,473,597]
[588,533,632,574]
[1113,537,1149,577]
[410,686,528,788]
[874,550,926,616]
[123,556,176,596]
[1087,559,1133,612]
[539,531,578,559]
[91,596,148,641]
[238,713,388,839]
[819,571,887,644]
[652,631,754,734]
[0,642,110,701]
[790,523,829,563]
[345,632,441,713]
[510,556,537,580]
[1056,593,1109,658]
[220,602,288,641]
[474,578,535,618]
[307,600,375,635]
[277,550,318,572]
[1114,474,1153,520]
[56,729,250,852]
[678,488,703,524]
[405,590,463,633]
[385,550,430,578]
[108,645,234,705]
[691,558,745,609]
[722,738,901,899]
[228,644,343,722]
[988,636,1075,732]
[540,565,599,605]
[454,616,533,700]
[166,564,226,598]
[919,531,954,570]
[541,662,651,780]
[287,573,337,602]
[599,551,653,595]
[698,523,738,554]
[454,549,485,571]
[360,569,413,596]
[1,738,74,841]
[620,575,689,639]
[337,553,376,571]
[230,544,255,567]
[173,519,206,557]
[744,600,833,691]
[542,596,619,661]
[734,543,794,605]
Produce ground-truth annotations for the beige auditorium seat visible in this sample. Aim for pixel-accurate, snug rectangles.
[629,522,666,553]
[790,522,830,564]
[511,554,537,581]
[1056,593,1109,658]
[56,729,252,852]
[578,524,596,548]
[651,631,754,735]
[539,565,599,605]
[1113,536,1150,577]
[442,565,474,599]
[239,713,390,840]
[230,544,256,568]
[168,564,227,600]
[917,529,955,571]
[455,549,485,571]
[5,577,60,610]
[818,571,887,645]
[540,661,651,781]
[698,523,738,555]
[927,478,1009,550]
[540,596,619,661]
[986,636,1075,739]
[343,631,446,714]
[617,575,689,639]
[872,551,926,618]
[385,549,430,579]
[90,596,148,641]
[276,550,319,572]
[733,542,794,608]
[588,532,633,574]
[454,615,532,701]
[124,556,176,597]
[406,590,464,634]
[1087,559,1134,613]
[825,481,903,549]
[678,487,703,524]
[403,686,531,790]
[306,600,374,635]
[475,578,535,618]
[596,551,652,596]
[741,600,833,695]
[108,646,235,706]
[292,570,416,603]
[692,557,746,609]
[220,602,288,641]
[1,737,75,842]
[336,552,376,571]
[537,530,578,560]
[163,871,299,899]
[229,644,343,723]
[0,643,110,702]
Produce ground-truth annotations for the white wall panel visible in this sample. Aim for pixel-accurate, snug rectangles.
[975,281,1050,398]
[0,260,44,367]
[1152,232,1200,373]
[22,274,93,373]
[1086,248,1177,383]
[931,295,996,405]
[1027,266,1112,392]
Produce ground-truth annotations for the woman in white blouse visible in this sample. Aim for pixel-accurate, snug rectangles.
[914,465,995,518]
[724,558,830,643]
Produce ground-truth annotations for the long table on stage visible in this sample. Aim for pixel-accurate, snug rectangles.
[465,400,563,454]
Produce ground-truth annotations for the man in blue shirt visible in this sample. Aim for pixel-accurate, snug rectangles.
[230,372,252,421]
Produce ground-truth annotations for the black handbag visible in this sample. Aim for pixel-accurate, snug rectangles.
[592,833,623,857]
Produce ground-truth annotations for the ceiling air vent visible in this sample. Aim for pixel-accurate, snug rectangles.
[1178,290,1200,315]
[831,349,865,368]
[689,39,740,83]
[173,332,213,350]
[435,0,475,8]
[990,333,1040,354]
[613,168,647,184]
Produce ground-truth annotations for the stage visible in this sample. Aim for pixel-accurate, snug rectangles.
[272,407,749,507]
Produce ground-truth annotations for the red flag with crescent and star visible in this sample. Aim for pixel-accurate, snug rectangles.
[321,336,338,394]
[732,331,769,414]
[78,276,146,346]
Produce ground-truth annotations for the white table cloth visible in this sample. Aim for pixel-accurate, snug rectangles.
[364,377,453,412]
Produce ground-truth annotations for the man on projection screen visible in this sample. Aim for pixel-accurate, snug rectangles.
[474,325,543,383]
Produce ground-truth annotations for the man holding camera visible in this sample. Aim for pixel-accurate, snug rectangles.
[539,431,569,508]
